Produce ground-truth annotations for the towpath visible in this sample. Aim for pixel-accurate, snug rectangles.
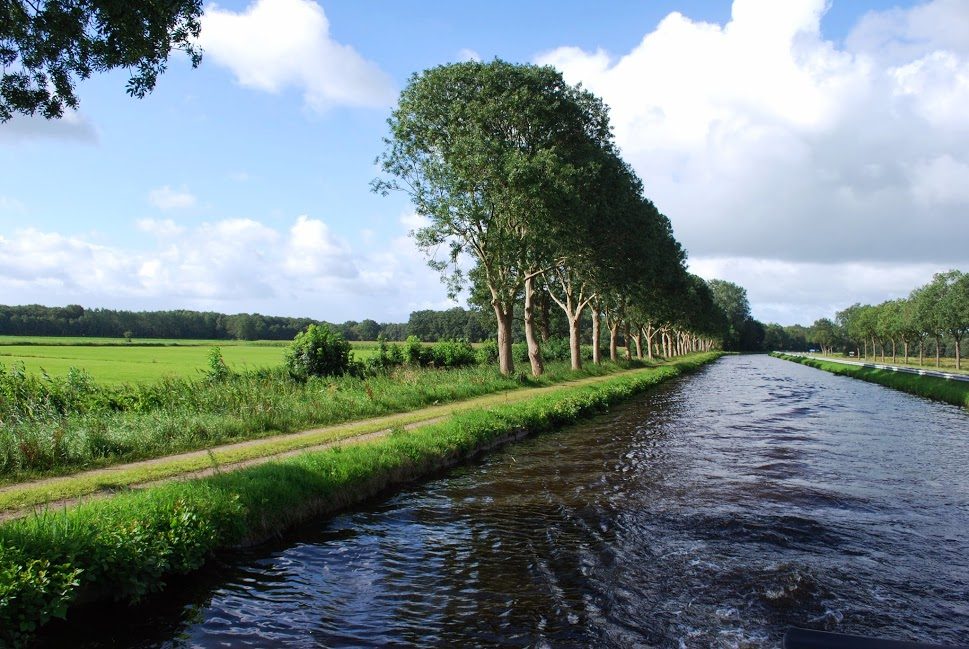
[0,368,647,522]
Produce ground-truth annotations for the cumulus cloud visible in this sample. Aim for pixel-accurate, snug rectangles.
[0,215,445,321]
[535,0,969,323]
[137,218,186,238]
[148,186,197,210]
[0,110,98,143]
[688,256,946,325]
[457,48,482,62]
[200,0,395,111]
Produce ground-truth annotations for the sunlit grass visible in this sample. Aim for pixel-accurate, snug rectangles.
[775,353,969,409]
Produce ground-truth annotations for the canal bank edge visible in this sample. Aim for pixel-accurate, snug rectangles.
[772,353,969,410]
[0,352,720,647]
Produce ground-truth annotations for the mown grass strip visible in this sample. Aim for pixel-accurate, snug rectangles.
[773,353,969,409]
[0,353,718,646]
[0,369,638,514]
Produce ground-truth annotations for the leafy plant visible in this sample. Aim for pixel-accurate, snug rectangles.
[284,325,352,379]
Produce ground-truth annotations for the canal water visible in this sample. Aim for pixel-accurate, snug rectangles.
[43,355,969,647]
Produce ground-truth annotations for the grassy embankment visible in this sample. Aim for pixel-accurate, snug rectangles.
[773,353,969,409]
[809,352,969,375]
[0,352,720,645]
[0,355,633,483]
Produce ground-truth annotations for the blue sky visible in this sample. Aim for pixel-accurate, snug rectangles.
[2,0,967,325]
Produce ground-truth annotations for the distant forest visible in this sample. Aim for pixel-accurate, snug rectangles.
[0,303,818,352]
[0,304,496,343]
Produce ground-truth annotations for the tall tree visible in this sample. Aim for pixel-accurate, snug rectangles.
[375,60,611,375]
[707,279,752,351]
[1,0,203,120]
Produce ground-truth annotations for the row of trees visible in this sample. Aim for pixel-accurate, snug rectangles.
[0,304,410,343]
[806,270,968,369]
[374,61,732,374]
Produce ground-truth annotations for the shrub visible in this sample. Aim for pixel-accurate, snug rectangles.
[476,340,499,365]
[404,336,432,366]
[284,325,352,379]
[431,340,477,368]
[205,347,231,383]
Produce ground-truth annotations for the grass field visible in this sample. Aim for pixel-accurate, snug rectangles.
[0,337,384,384]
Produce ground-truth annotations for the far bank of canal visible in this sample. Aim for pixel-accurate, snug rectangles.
[38,355,969,647]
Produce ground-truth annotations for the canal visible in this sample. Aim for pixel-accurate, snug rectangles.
[42,355,969,647]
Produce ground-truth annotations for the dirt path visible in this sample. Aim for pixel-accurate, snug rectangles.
[0,369,641,522]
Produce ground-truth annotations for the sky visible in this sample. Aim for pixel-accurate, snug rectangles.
[1,0,967,326]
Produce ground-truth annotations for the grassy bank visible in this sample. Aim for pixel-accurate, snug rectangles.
[773,353,969,409]
[0,353,718,645]
[0,359,636,482]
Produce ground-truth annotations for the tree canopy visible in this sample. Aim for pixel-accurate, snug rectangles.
[1,0,203,120]
[376,60,733,373]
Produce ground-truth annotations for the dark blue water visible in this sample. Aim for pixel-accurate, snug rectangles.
[43,355,969,647]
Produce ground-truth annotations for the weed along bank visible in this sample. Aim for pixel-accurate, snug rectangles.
[0,353,719,645]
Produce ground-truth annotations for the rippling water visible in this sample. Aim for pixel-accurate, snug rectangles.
[43,355,969,647]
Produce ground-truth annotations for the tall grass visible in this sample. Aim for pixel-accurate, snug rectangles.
[0,358,643,481]
[0,353,717,647]
[774,354,969,409]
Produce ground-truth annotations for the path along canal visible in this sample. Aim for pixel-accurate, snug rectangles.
[40,355,969,647]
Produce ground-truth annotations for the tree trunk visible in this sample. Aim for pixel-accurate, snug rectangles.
[624,323,632,360]
[644,324,655,361]
[863,339,867,359]
[935,336,941,368]
[609,324,619,362]
[493,302,514,376]
[891,339,896,364]
[591,308,602,365]
[919,340,924,366]
[522,276,544,377]
[903,341,909,364]
[957,338,962,371]
[632,332,643,359]
[569,316,582,371]
[538,291,551,342]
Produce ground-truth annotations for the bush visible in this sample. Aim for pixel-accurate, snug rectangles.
[404,336,433,366]
[476,340,498,365]
[431,340,476,368]
[284,325,352,379]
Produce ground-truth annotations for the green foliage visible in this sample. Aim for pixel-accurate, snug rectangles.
[512,338,591,363]
[205,347,230,383]
[404,335,432,366]
[285,325,353,379]
[1,0,203,121]
[430,340,476,367]
[476,340,499,365]
[0,544,80,646]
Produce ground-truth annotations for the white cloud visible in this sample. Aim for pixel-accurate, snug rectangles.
[457,48,481,62]
[0,110,98,143]
[284,214,358,278]
[688,256,948,325]
[910,155,969,205]
[148,186,197,210]
[0,196,26,213]
[534,0,969,322]
[137,218,185,237]
[200,0,395,111]
[0,215,447,321]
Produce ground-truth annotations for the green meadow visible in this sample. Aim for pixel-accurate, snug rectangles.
[0,337,382,384]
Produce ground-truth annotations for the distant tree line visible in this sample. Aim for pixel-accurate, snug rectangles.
[802,270,968,369]
[0,303,509,343]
